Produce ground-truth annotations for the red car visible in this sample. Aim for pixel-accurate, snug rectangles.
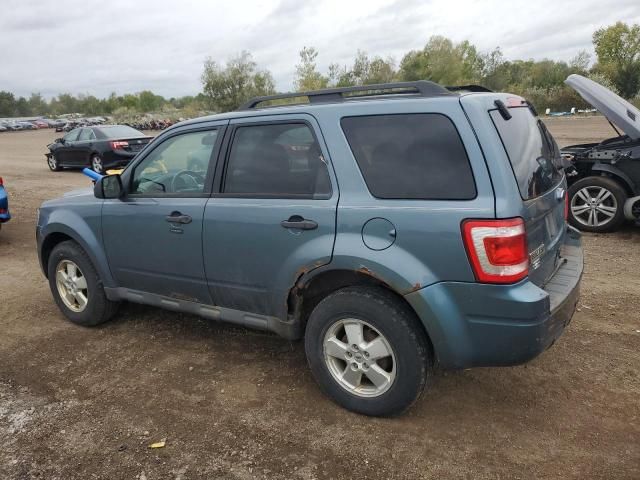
[33,120,49,129]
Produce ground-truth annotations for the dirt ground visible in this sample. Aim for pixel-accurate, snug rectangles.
[0,116,638,480]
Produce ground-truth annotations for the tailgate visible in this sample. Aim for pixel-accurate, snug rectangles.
[488,104,567,287]
[523,182,567,286]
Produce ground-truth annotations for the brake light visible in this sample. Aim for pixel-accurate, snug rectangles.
[0,177,3,187]
[0,208,6,214]
[564,191,569,221]
[462,218,529,284]
[110,141,129,150]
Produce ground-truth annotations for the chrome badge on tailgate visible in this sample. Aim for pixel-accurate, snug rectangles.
[529,243,546,269]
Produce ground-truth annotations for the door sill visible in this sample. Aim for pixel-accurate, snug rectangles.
[104,287,302,339]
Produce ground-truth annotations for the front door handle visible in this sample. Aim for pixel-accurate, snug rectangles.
[281,215,318,230]
[165,211,192,224]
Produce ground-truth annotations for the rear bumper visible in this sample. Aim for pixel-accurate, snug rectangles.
[405,227,583,369]
[102,150,136,168]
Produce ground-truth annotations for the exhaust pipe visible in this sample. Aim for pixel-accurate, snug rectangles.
[623,195,640,220]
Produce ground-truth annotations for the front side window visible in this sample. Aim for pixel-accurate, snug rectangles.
[130,130,218,195]
[341,114,476,200]
[223,123,331,198]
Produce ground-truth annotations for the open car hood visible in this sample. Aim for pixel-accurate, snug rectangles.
[565,74,640,140]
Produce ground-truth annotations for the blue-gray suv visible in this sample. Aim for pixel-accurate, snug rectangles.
[37,81,583,416]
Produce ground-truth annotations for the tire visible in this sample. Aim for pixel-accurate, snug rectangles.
[305,286,432,416]
[90,154,104,174]
[47,154,61,171]
[47,240,119,326]
[568,176,627,232]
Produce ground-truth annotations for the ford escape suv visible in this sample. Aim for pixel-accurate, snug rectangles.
[37,81,583,416]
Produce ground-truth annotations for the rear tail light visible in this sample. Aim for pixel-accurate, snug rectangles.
[0,176,3,186]
[0,208,6,214]
[564,191,569,221]
[110,141,129,150]
[462,218,529,284]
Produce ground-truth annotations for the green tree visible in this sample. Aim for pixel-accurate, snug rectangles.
[138,90,165,112]
[331,51,396,87]
[399,36,483,85]
[0,91,16,117]
[294,47,329,91]
[593,22,640,97]
[201,51,275,112]
[15,97,30,116]
[27,93,48,116]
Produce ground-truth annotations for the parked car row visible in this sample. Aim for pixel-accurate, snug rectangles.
[123,118,176,131]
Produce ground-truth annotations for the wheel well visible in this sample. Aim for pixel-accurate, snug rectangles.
[591,170,634,196]
[288,269,434,353]
[41,232,74,277]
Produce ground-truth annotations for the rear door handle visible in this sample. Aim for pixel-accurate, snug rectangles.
[281,215,318,230]
[165,211,192,224]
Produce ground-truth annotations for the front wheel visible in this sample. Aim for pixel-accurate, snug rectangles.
[47,154,61,171]
[305,286,432,416]
[568,176,627,232]
[47,240,119,326]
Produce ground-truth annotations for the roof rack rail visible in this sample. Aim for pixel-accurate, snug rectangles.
[238,80,452,110]
[446,84,493,93]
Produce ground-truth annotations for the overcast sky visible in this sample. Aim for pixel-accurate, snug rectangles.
[1,0,639,99]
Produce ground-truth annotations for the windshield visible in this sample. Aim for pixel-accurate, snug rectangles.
[490,106,563,200]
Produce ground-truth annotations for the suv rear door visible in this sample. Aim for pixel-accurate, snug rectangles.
[202,114,337,318]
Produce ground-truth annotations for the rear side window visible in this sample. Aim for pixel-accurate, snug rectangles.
[341,114,476,200]
[490,107,562,199]
[223,123,331,198]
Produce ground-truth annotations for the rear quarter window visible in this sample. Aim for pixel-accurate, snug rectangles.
[490,106,563,199]
[341,114,476,200]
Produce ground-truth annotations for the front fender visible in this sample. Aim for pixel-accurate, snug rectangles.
[592,163,637,195]
[39,209,115,288]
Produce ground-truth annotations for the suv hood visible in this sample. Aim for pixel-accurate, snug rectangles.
[63,187,93,198]
[565,74,640,140]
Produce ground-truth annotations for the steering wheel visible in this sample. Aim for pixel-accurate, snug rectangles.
[171,170,206,192]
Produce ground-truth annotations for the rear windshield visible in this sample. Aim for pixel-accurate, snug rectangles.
[96,125,145,139]
[490,107,562,199]
[341,113,476,200]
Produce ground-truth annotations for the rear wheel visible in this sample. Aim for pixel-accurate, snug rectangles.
[90,154,104,174]
[568,176,627,232]
[305,286,432,416]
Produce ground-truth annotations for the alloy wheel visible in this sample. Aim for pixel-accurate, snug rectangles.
[91,156,103,173]
[570,186,618,228]
[55,259,89,312]
[323,318,396,397]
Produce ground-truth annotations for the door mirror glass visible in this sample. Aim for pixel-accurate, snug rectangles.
[95,174,123,199]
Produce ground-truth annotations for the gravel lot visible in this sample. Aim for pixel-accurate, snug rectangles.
[0,117,639,479]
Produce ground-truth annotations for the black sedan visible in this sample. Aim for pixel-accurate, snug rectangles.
[46,125,152,174]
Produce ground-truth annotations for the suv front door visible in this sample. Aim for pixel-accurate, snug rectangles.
[102,122,227,303]
[203,115,338,317]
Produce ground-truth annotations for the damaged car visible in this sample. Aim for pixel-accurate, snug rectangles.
[562,74,640,232]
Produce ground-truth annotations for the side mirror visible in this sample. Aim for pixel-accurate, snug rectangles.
[94,174,123,199]
[56,138,64,144]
